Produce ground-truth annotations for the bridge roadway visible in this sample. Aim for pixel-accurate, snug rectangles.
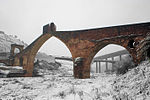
[55,57,73,61]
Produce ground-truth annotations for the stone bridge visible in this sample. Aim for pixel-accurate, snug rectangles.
[6,22,150,78]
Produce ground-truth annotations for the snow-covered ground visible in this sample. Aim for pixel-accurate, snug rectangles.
[112,61,150,100]
[1,60,150,100]
[0,60,116,100]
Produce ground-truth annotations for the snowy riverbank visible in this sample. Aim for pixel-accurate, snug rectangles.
[0,73,116,100]
[0,60,116,100]
[1,60,150,100]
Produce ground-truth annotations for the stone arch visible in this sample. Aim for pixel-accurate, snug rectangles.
[10,44,24,56]
[95,39,137,63]
[11,22,149,78]
[24,33,73,76]
[88,40,137,74]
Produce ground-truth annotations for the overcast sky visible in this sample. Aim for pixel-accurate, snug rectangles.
[0,0,150,57]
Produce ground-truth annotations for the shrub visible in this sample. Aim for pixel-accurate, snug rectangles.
[32,60,62,76]
[114,55,135,75]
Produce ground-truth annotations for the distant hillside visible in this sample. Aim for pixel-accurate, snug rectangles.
[0,31,28,52]
[0,31,55,63]
[36,52,55,63]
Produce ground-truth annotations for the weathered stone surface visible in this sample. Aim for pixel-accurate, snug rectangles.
[136,35,150,62]
[3,22,150,79]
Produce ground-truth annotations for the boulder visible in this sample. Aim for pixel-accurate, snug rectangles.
[33,60,61,76]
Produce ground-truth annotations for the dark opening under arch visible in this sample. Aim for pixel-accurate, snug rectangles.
[19,57,23,66]
[91,44,134,75]
[147,47,150,58]
[128,39,135,48]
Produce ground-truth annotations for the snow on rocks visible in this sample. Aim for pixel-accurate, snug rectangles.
[2,59,150,99]
[0,66,26,78]
[0,60,116,100]
[112,60,150,100]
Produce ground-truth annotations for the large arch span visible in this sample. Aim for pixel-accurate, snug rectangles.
[11,22,150,78]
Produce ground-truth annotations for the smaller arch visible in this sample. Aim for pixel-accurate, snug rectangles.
[14,48,20,54]
[10,44,24,56]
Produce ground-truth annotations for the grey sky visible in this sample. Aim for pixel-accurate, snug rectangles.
[0,0,150,56]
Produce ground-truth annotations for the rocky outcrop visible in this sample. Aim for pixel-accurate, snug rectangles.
[0,31,28,53]
[35,52,55,63]
[33,60,61,76]
[112,61,150,99]
[35,60,61,70]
